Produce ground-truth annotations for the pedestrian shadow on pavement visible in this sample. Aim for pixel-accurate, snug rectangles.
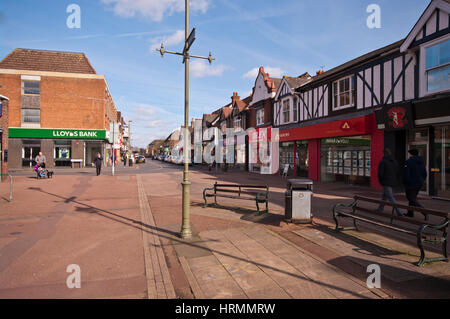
[328,255,450,299]
[27,186,375,299]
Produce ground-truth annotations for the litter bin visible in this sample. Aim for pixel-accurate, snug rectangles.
[285,179,313,224]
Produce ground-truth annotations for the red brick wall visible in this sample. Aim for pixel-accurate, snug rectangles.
[0,99,8,176]
[0,73,113,130]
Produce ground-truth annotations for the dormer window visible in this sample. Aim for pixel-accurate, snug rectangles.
[332,75,356,111]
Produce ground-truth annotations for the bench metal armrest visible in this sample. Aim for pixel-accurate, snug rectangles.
[203,187,215,198]
[418,219,449,235]
[333,200,357,216]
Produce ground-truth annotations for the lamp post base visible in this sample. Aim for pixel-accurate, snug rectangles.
[180,180,192,239]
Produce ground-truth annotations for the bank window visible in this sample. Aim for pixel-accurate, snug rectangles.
[426,39,450,92]
[22,109,40,123]
[22,81,40,95]
[332,75,356,110]
[282,99,290,123]
[256,109,264,126]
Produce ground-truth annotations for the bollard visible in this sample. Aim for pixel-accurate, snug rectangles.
[9,174,12,202]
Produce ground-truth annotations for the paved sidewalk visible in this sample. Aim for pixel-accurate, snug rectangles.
[1,162,449,299]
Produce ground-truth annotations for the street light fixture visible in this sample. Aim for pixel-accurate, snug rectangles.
[156,0,215,240]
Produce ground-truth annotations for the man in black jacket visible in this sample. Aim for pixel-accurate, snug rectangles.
[376,148,403,216]
[404,148,427,217]
[94,152,103,176]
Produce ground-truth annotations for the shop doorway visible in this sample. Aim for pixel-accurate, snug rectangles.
[22,140,41,167]
[407,129,429,194]
[85,142,102,167]
[434,126,450,198]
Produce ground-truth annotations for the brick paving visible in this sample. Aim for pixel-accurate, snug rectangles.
[0,161,449,299]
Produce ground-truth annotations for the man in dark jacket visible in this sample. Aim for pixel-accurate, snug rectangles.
[94,152,103,176]
[376,149,403,216]
[403,148,427,217]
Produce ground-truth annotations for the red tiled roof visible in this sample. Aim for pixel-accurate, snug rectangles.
[0,48,97,74]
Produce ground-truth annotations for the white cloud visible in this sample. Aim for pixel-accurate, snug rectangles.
[102,0,210,22]
[150,29,185,51]
[243,66,286,79]
[144,119,165,128]
[131,105,157,117]
[190,60,227,78]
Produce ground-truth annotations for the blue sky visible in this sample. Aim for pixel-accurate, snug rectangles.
[0,0,430,147]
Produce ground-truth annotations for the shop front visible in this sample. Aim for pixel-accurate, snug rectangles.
[279,113,383,189]
[413,96,450,198]
[248,126,275,174]
[375,96,450,198]
[8,128,107,169]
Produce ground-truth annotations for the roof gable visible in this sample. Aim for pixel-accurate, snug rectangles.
[250,67,281,106]
[400,0,450,52]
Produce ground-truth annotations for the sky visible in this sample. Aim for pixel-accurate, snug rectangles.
[0,0,430,148]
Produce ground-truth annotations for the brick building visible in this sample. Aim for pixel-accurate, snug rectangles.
[0,94,9,178]
[0,48,120,169]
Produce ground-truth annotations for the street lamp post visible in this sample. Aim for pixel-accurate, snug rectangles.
[128,120,132,153]
[156,0,215,239]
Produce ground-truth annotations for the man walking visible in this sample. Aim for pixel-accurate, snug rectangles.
[94,152,103,176]
[35,152,46,168]
[376,148,403,216]
[404,148,427,217]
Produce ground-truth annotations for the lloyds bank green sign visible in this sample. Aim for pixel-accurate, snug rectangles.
[9,128,107,140]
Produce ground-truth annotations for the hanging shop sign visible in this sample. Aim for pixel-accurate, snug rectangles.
[9,128,107,140]
[375,103,414,131]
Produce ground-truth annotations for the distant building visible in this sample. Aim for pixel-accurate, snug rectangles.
[0,48,121,169]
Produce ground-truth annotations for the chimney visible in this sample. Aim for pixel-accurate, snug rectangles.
[231,92,240,105]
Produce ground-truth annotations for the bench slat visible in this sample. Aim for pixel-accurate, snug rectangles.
[354,195,449,218]
[336,211,417,235]
[212,194,261,201]
[215,189,267,196]
[352,206,434,227]
[214,184,268,189]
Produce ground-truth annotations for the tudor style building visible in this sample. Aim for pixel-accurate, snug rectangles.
[0,48,121,169]
[274,0,449,195]
[248,67,281,174]
[273,73,312,176]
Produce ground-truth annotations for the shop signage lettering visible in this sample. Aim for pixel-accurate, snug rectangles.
[53,130,98,138]
[9,128,106,140]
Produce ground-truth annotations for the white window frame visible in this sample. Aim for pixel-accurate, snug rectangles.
[21,80,41,96]
[256,109,264,126]
[332,75,356,111]
[220,121,226,133]
[234,116,242,132]
[293,97,298,122]
[282,99,290,124]
[420,37,450,97]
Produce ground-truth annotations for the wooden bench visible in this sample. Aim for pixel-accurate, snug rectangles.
[203,182,269,215]
[333,195,449,267]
